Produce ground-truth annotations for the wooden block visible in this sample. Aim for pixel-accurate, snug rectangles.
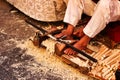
[61,54,79,68]
[55,43,66,56]
[61,54,90,74]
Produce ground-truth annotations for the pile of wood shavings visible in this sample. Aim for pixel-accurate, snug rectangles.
[41,38,57,54]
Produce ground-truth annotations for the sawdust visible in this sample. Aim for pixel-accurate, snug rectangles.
[16,39,96,80]
[41,38,57,54]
